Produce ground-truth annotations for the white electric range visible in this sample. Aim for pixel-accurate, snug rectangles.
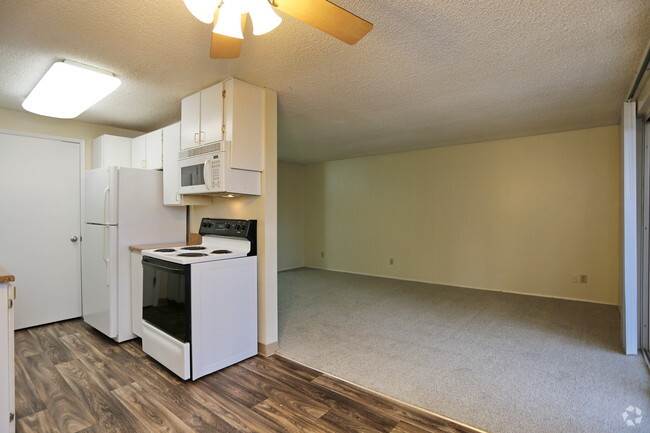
[140,218,258,380]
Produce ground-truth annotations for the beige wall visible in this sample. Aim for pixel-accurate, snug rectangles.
[190,89,278,349]
[0,107,143,168]
[278,162,306,271]
[296,126,620,305]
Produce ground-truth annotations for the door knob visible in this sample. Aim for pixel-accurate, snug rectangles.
[70,236,78,242]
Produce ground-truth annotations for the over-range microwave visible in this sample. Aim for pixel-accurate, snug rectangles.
[178,142,261,196]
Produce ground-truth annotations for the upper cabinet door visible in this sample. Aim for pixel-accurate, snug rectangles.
[145,130,163,170]
[224,78,264,171]
[181,92,201,150]
[162,123,182,206]
[200,82,224,145]
[131,135,146,169]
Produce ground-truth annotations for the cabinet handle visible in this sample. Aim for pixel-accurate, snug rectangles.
[194,132,199,143]
[142,160,147,168]
[200,131,206,143]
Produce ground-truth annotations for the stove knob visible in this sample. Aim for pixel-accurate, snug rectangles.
[225,223,231,229]
[236,224,242,231]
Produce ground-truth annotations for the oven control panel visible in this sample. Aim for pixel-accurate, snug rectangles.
[199,218,257,238]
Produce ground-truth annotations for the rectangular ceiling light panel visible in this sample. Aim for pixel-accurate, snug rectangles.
[22,60,121,119]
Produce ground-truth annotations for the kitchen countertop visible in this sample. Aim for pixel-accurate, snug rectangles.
[129,233,202,252]
[0,266,15,284]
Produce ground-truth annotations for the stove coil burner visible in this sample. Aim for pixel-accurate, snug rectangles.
[181,246,206,251]
[154,248,176,253]
[177,252,208,257]
[211,250,233,254]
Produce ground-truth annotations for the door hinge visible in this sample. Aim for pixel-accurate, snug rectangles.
[8,299,13,309]
[221,125,226,133]
[9,412,14,422]
[222,89,226,98]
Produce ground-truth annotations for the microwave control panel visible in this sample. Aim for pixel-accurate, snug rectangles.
[210,154,221,190]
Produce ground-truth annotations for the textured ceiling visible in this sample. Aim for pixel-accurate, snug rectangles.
[0,0,648,162]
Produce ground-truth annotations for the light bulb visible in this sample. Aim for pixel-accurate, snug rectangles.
[183,0,219,24]
[213,2,244,39]
[248,0,282,35]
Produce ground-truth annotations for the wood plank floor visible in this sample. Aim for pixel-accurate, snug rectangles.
[14,319,482,433]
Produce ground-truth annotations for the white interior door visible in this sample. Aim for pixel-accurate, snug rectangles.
[0,132,82,329]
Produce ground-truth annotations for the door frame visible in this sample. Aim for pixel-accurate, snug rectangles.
[0,129,85,324]
[642,120,650,350]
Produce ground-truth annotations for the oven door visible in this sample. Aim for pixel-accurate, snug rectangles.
[178,152,224,195]
[142,256,191,343]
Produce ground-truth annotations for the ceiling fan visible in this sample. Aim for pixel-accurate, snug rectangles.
[182,0,373,59]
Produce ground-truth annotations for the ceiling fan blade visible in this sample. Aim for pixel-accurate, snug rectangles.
[210,12,246,59]
[273,0,373,45]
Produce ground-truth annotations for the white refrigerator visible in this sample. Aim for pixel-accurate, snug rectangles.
[82,167,186,342]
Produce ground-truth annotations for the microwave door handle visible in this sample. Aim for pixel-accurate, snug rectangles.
[203,157,213,189]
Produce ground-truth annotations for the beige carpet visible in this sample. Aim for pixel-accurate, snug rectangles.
[278,268,650,433]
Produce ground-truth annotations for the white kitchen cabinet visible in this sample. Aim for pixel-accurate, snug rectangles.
[162,123,212,206]
[223,78,264,171]
[146,130,163,170]
[180,92,200,150]
[180,78,265,172]
[131,130,163,170]
[0,277,15,433]
[130,251,143,337]
[92,135,132,168]
[181,82,224,150]
[131,135,146,169]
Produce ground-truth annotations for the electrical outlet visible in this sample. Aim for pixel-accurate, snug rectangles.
[579,274,588,284]
[389,258,394,265]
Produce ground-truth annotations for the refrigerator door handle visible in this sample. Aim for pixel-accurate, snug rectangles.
[103,226,110,287]
[102,186,110,225]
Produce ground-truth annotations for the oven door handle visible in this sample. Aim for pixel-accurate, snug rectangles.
[142,262,186,274]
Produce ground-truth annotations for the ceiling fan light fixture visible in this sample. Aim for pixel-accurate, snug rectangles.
[213,2,244,39]
[248,0,282,35]
[183,0,219,24]
[22,60,121,119]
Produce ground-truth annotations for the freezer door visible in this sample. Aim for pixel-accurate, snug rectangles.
[82,223,118,338]
[84,167,118,225]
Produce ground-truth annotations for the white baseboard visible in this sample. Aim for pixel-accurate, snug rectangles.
[303,266,618,306]
[258,341,279,356]
[278,265,305,272]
